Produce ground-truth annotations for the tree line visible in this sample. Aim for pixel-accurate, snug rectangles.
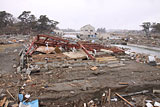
[0,11,59,35]
[97,28,106,33]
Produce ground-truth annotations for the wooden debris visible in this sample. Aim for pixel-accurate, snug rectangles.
[115,93,133,107]
[4,100,9,107]
[107,88,111,105]
[119,82,129,85]
[28,74,32,80]
[90,66,98,71]
[11,104,18,107]
[96,56,117,62]
[63,50,87,59]
[36,46,55,54]
[0,97,6,107]
[142,97,147,107]
[6,90,16,101]
[100,49,113,54]
[101,91,107,106]
[54,47,61,53]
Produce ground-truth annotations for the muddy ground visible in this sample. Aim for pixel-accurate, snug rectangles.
[0,41,160,107]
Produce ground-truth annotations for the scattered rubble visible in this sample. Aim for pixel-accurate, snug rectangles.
[0,34,160,107]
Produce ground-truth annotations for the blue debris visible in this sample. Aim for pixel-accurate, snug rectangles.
[18,94,23,102]
[18,94,39,107]
[23,99,39,107]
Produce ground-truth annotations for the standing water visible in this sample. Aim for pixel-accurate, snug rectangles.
[114,44,160,58]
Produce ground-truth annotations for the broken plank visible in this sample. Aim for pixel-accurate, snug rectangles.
[90,66,98,71]
[4,100,9,107]
[0,97,6,107]
[119,82,129,85]
[107,88,111,105]
[115,93,133,107]
[6,90,16,101]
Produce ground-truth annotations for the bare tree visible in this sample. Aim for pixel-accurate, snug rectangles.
[140,22,151,37]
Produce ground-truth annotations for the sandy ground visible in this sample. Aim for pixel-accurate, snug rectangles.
[0,42,160,107]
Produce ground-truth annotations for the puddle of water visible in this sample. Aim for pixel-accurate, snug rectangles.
[114,44,160,58]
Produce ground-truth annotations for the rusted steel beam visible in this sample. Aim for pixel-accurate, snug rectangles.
[82,43,124,53]
[108,47,124,53]
[26,36,37,55]
[77,42,95,60]
[29,45,38,56]
[42,37,48,43]
[37,34,69,43]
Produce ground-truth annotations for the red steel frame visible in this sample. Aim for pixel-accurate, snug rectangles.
[26,34,124,60]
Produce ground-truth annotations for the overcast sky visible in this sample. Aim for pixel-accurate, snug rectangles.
[1,0,160,30]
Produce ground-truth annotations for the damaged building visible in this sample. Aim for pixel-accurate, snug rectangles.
[80,24,96,38]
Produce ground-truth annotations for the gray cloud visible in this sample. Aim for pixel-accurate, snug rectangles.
[1,0,160,30]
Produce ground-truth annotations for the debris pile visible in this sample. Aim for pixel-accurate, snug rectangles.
[84,89,160,107]
[125,51,160,66]
[18,34,124,73]
[0,35,30,44]
[1,34,160,107]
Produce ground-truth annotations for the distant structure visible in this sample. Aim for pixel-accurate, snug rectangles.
[64,32,81,36]
[80,24,96,38]
[53,29,64,36]
[63,32,81,39]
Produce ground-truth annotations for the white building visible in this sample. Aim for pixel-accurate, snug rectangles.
[80,24,96,37]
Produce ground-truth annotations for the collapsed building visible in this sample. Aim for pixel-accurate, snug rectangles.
[18,34,124,73]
